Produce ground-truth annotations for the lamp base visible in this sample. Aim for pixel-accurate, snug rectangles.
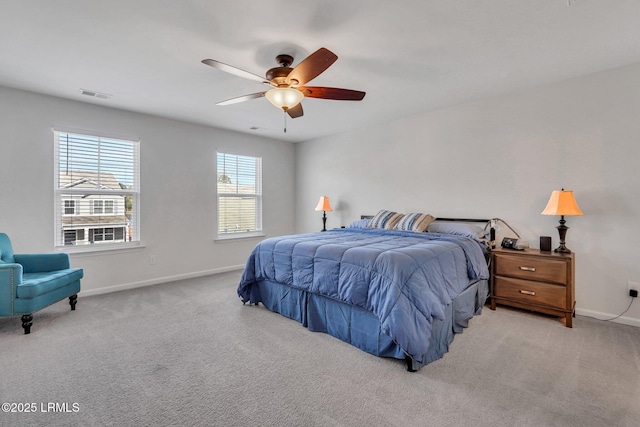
[554,216,572,253]
[554,245,572,254]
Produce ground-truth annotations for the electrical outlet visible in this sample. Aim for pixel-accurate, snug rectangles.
[628,281,639,297]
[149,255,157,265]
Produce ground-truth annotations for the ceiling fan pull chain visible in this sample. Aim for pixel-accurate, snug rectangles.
[284,110,287,133]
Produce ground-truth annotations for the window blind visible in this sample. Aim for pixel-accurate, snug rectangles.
[217,152,262,236]
[54,131,140,247]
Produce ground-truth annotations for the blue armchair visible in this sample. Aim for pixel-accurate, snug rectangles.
[0,233,83,334]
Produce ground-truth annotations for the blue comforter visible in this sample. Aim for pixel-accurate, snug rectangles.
[238,228,489,363]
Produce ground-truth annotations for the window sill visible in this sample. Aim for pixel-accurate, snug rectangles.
[57,241,146,257]
[214,232,266,243]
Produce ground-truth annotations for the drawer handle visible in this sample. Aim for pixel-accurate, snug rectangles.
[519,289,536,296]
[519,266,536,272]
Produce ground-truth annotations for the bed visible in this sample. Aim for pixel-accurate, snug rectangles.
[237,213,493,371]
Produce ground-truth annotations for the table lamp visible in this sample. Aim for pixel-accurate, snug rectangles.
[541,189,583,253]
[315,196,333,232]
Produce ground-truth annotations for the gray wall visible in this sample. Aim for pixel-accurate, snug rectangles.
[296,63,640,326]
[0,86,296,295]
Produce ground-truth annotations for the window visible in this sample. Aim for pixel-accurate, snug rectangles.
[64,229,84,246]
[54,131,139,247]
[217,152,262,237]
[91,200,116,215]
[64,200,77,215]
[89,227,124,242]
[92,200,104,215]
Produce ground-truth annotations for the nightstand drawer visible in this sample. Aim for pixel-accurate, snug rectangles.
[494,254,567,284]
[494,276,566,309]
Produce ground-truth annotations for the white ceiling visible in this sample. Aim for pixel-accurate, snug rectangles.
[2,1,640,143]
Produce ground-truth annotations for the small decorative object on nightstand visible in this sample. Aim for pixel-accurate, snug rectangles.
[490,248,575,327]
[539,236,552,252]
[315,196,333,232]
[541,189,583,253]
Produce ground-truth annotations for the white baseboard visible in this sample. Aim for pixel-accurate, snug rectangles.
[78,265,245,298]
[575,307,640,328]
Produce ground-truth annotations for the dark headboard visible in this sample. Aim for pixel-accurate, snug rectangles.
[434,218,496,244]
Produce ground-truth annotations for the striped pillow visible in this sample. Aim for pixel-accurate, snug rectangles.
[368,210,405,230]
[394,213,436,232]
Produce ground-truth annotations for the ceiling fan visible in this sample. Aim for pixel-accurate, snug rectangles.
[201,47,366,119]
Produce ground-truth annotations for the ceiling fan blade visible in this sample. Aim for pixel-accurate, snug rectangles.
[202,59,273,86]
[286,48,338,87]
[299,86,366,101]
[216,92,266,106]
[286,103,304,118]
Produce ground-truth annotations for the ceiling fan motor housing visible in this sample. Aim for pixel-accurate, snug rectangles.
[267,54,296,86]
[276,54,294,67]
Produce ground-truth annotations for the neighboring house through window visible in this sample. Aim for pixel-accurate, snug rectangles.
[216,152,262,238]
[54,131,140,247]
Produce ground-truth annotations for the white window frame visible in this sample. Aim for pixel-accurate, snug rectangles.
[92,200,104,215]
[63,200,77,215]
[91,199,116,215]
[54,130,140,250]
[104,200,115,214]
[216,152,263,240]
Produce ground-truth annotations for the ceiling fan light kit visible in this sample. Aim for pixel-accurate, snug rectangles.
[202,47,365,125]
[265,87,304,110]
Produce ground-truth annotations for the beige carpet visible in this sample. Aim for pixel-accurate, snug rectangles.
[0,272,638,427]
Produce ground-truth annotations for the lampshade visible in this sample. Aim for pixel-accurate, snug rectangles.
[265,87,304,110]
[315,196,332,212]
[541,190,583,216]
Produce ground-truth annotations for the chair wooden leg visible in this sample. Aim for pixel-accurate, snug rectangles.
[69,294,77,310]
[21,314,33,334]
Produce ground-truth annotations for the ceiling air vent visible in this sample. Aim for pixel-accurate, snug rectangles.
[79,89,112,100]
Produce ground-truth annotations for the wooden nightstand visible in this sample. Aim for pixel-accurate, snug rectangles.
[490,248,575,327]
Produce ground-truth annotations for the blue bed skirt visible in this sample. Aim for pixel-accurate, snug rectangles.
[245,279,488,371]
